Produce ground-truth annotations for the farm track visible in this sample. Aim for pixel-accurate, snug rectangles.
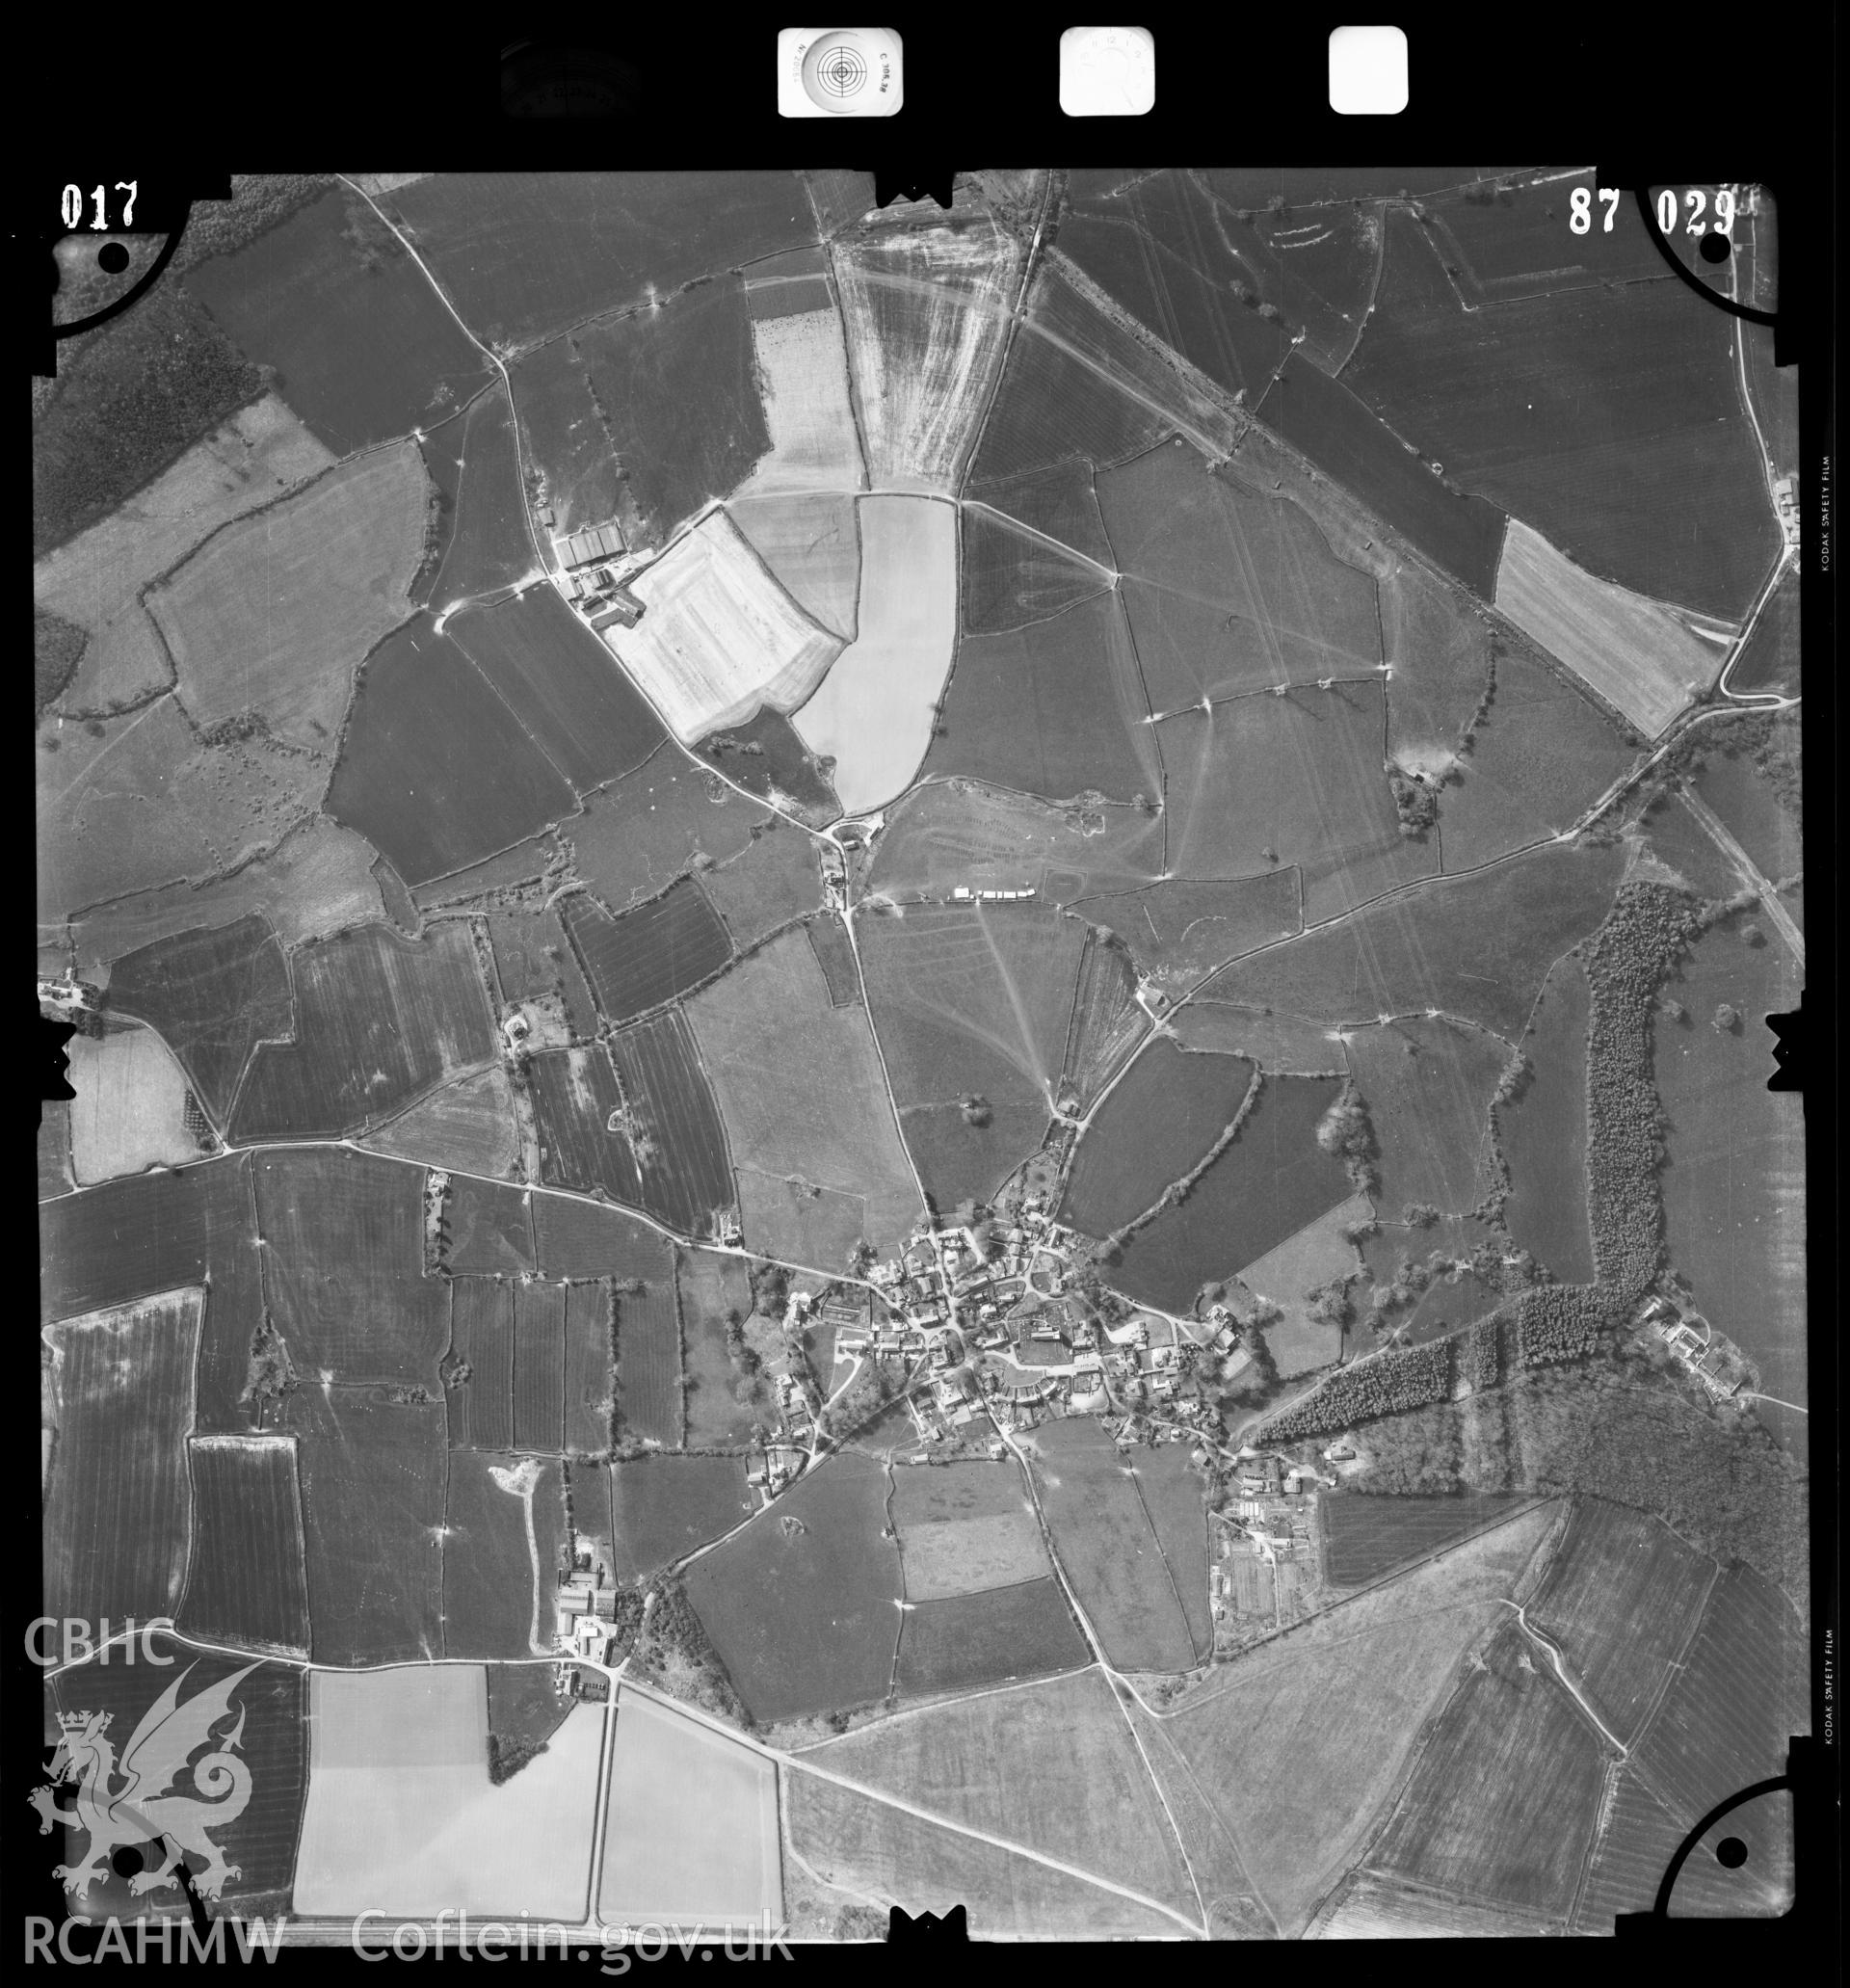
[1678,786,1805,967]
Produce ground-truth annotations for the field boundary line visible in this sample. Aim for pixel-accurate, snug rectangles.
[1134,1706,1281,1936]
[1615,1551,1723,1762]
[785,1661,1104,1753]
[1678,783,1804,967]
[957,170,1052,497]
[778,1770,890,1919]
[961,497,1118,582]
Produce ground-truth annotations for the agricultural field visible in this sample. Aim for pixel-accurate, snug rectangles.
[1363,1620,1605,1922]
[417,381,541,602]
[36,394,334,716]
[385,170,813,348]
[683,1449,902,1722]
[295,1665,602,1920]
[1237,1195,1370,1377]
[1071,873,1302,985]
[65,1023,198,1182]
[1321,1491,1534,1587]
[487,903,597,1037]
[1528,1498,1717,1743]
[326,618,579,887]
[1202,838,1625,1038]
[232,919,496,1141]
[615,1277,684,1447]
[284,1390,446,1665]
[1498,951,1596,1282]
[804,1667,1196,1915]
[1729,565,1799,695]
[1168,1001,1345,1072]
[1135,1442,1213,1653]
[38,1101,72,1199]
[1654,913,1806,1435]
[149,442,428,751]
[894,1577,1090,1697]
[859,900,1084,1208]
[441,1449,568,1658]
[729,490,860,640]
[1628,1564,1810,1828]
[806,914,860,1004]
[791,496,957,814]
[1062,1039,1255,1238]
[685,929,922,1256]
[695,703,842,823]
[447,1279,515,1451]
[176,1435,311,1657]
[605,1010,735,1233]
[891,1459,1049,1600]
[1024,1417,1201,1672]
[833,215,1019,490]
[1580,1773,1794,1924]
[449,583,666,796]
[187,186,494,453]
[1436,648,1643,865]
[565,1282,615,1453]
[509,334,620,535]
[39,692,329,927]
[42,1287,203,1626]
[600,1689,780,1927]
[532,1194,672,1284]
[529,1043,645,1205]
[416,834,553,909]
[1343,224,1779,621]
[1253,353,1508,600]
[610,508,841,745]
[101,914,294,1124]
[784,1769,1183,1939]
[252,1148,448,1385]
[1495,521,1725,736]
[1112,1074,1351,1312]
[564,754,764,914]
[1379,556,1494,768]
[362,1063,520,1178]
[1343,1015,1505,1214]
[927,588,1160,806]
[1420,172,1666,304]
[1097,443,1383,709]
[445,1175,535,1276]
[966,457,1116,573]
[1161,683,1434,919]
[675,1248,763,1448]
[50,1641,306,1912]
[960,500,1110,636]
[1692,742,1802,884]
[868,778,1166,906]
[72,817,385,972]
[564,880,732,1021]
[514,1280,569,1452]
[968,258,1237,490]
[609,1456,751,1579]
[1062,931,1149,1107]
[732,278,864,495]
[1161,1502,1555,1934]
[573,273,769,548]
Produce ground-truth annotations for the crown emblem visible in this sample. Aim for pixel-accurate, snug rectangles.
[58,1710,109,1734]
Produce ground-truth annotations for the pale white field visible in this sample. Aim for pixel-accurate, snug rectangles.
[833,223,1019,491]
[729,491,861,641]
[66,1025,198,1184]
[295,1667,603,1921]
[899,1512,1052,1600]
[608,510,842,742]
[36,397,335,713]
[598,1688,781,1928]
[1495,520,1731,737]
[734,308,865,494]
[790,495,956,813]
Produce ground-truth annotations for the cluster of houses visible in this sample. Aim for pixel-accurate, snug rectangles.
[1773,474,1799,548]
[541,509,646,630]
[1636,1294,1752,1400]
[553,1542,622,1663]
[1207,1447,1326,1624]
[949,885,1037,902]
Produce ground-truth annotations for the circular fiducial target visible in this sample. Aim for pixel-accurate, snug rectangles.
[802,32,874,111]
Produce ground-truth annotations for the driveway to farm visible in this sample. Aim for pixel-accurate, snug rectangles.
[1498,1599,1626,1756]
[1678,784,1804,969]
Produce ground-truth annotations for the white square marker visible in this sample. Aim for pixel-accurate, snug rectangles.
[1329,25,1409,115]
[1060,27,1155,117]
[778,28,904,118]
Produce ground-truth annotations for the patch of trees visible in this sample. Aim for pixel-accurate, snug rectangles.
[1314,1083,1378,1196]
[1515,1284,1622,1366]
[34,284,268,559]
[1582,885,1704,1301]
[1467,1312,1504,1391]
[241,1316,298,1411]
[1389,771,1440,836]
[34,607,88,716]
[1261,1339,1453,1440]
[632,1577,743,1723]
[960,1094,992,1127]
[487,1733,550,1785]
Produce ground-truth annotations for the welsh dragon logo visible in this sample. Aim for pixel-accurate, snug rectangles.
[31,1662,259,1900]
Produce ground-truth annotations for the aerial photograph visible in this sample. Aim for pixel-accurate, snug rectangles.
[36,168,1806,1944]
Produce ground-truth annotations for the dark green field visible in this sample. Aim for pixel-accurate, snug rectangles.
[1322,1491,1529,1587]
[608,1455,751,1580]
[1499,952,1596,1282]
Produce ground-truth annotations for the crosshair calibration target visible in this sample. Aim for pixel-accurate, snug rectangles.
[816,45,866,96]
